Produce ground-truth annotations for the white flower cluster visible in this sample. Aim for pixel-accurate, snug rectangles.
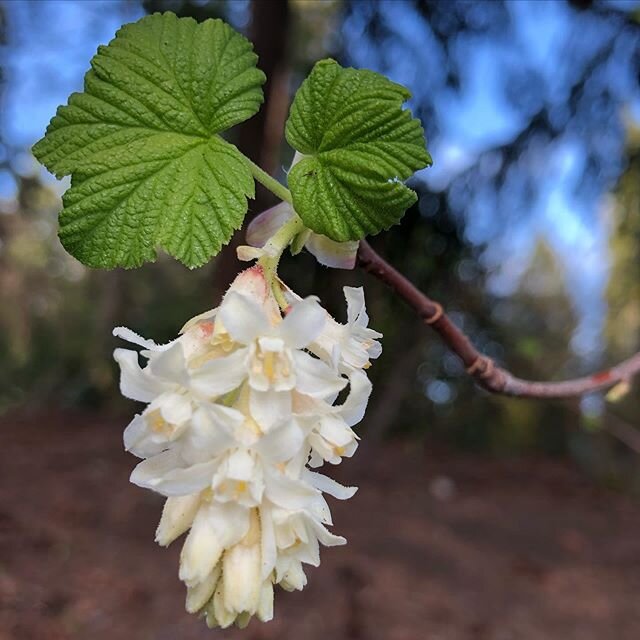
[114,266,381,629]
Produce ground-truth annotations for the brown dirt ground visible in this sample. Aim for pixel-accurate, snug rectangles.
[1,409,639,640]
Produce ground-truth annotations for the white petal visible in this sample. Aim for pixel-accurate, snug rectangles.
[317,415,356,447]
[206,403,246,430]
[113,326,163,350]
[339,439,358,460]
[338,370,372,426]
[308,433,337,465]
[129,448,180,484]
[293,351,347,398]
[183,406,238,461]
[344,286,368,325]
[285,442,313,478]
[189,347,248,398]
[219,291,270,344]
[306,470,358,500]
[273,554,294,584]
[257,335,285,352]
[180,512,223,587]
[330,344,341,370]
[291,390,323,416]
[123,411,186,459]
[265,469,320,510]
[159,462,219,496]
[280,297,327,349]
[250,388,292,432]
[123,414,154,457]
[292,531,320,567]
[311,494,333,526]
[310,520,347,547]
[113,348,168,402]
[180,502,249,586]
[255,419,305,463]
[237,245,265,262]
[223,541,261,614]
[248,369,269,393]
[148,342,190,387]
[246,202,294,247]
[157,391,192,425]
[259,503,277,580]
[156,494,201,546]
[279,562,308,590]
[309,449,325,469]
[211,586,236,628]
[257,580,274,622]
[367,339,383,360]
[340,341,373,372]
[186,565,221,613]
[306,234,358,270]
[226,449,256,481]
[130,452,217,496]
[212,502,251,547]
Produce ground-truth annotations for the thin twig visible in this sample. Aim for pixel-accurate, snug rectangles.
[357,240,640,399]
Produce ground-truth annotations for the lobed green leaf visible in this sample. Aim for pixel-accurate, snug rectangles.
[285,59,432,242]
[33,12,265,268]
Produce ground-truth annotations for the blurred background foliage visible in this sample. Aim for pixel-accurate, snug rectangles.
[1,0,639,487]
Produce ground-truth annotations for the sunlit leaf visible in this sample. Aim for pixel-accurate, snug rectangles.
[33,12,265,268]
[285,59,432,242]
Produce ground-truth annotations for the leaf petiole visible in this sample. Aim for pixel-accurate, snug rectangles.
[246,157,293,204]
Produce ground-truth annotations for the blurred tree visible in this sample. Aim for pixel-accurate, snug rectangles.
[607,123,640,361]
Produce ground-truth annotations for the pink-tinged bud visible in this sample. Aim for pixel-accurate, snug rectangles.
[247,203,359,270]
[246,203,294,248]
[226,264,269,301]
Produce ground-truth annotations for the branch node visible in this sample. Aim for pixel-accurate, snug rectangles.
[424,302,443,325]
[466,356,495,380]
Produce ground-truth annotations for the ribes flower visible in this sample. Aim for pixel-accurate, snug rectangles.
[241,201,360,269]
[114,265,381,629]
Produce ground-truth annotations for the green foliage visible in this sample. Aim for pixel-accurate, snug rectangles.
[285,59,432,242]
[33,12,265,268]
[34,19,432,266]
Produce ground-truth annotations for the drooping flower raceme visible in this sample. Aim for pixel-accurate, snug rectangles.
[113,266,381,629]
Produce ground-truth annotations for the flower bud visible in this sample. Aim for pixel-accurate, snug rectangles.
[179,509,223,586]
[222,510,262,615]
[185,564,220,613]
[155,494,200,547]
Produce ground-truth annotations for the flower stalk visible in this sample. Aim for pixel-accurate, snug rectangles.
[256,214,305,310]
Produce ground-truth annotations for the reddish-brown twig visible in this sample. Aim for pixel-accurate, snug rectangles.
[357,240,640,399]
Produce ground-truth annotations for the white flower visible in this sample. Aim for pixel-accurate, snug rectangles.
[113,265,381,629]
[284,285,382,374]
[217,283,346,431]
[297,370,372,467]
[240,201,360,269]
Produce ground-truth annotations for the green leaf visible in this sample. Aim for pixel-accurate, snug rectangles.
[32,12,265,268]
[285,59,432,242]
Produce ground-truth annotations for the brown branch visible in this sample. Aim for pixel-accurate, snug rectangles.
[357,240,640,399]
